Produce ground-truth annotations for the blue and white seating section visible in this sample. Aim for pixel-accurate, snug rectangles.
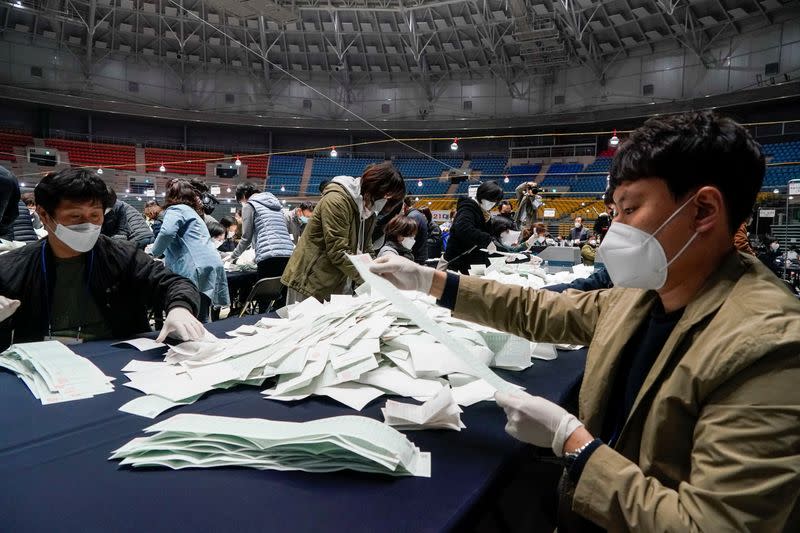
[469,157,507,179]
[307,157,383,194]
[266,156,306,196]
[393,158,462,178]
[762,142,800,188]
[571,157,610,193]
[503,164,542,192]
[540,163,583,189]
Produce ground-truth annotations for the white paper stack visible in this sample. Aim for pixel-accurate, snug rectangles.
[110,413,431,477]
[118,256,532,418]
[382,386,465,431]
[0,341,115,404]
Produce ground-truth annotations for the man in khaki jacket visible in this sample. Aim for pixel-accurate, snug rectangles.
[371,112,799,531]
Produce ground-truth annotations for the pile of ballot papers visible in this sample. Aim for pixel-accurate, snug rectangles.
[480,261,596,290]
[110,413,431,477]
[120,255,555,419]
[382,386,465,431]
[0,341,115,404]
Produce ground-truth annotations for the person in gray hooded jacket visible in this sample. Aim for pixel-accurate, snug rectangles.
[230,183,295,307]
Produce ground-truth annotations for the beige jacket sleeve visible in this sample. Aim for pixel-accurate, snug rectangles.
[572,349,800,532]
[451,275,610,346]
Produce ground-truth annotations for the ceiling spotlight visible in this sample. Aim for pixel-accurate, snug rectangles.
[415,196,419,202]
[450,138,459,151]
[609,129,620,148]
[503,175,509,183]
[96,168,103,175]
[20,182,26,187]
[417,180,423,187]
[234,156,242,166]
[226,187,232,193]
[282,200,286,204]
[280,185,286,192]
[14,1,22,7]
[159,164,166,172]
[773,189,780,194]
[330,147,338,157]
[161,192,166,197]
[427,201,432,205]
[125,188,130,193]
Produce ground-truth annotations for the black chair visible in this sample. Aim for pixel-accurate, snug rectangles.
[239,276,285,317]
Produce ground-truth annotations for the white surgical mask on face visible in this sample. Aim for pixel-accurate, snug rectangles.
[596,195,698,290]
[500,231,517,246]
[400,236,415,250]
[51,221,102,253]
[588,239,596,246]
[372,198,387,215]
[299,215,309,224]
[574,221,582,228]
[480,199,495,211]
[770,242,780,251]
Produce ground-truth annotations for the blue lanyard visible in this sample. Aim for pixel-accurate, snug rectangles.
[40,241,94,340]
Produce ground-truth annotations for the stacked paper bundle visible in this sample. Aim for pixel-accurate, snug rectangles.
[481,261,596,290]
[382,386,465,431]
[110,413,431,477]
[0,341,115,404]
[118,255,541,419]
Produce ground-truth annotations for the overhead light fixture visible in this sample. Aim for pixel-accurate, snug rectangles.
[226,187,232,193]
[609,129,620,148]
[20,182,26,187]
[417,180,423,187]
[415,196,419,202]
[330,147,338,157]
[773,189,780,194]
[161,192,166,197]
[125,188,130,193]
[234,156,242,166]
[427,201,432,205]
[503,176,509,183]
[280,185,286,192]
[159,164,166,172]
[450,138,459,151]
[97,168,103,175]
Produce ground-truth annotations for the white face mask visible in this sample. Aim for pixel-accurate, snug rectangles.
[372,198,388,215]
[770,242,780,251]
[597,195,698,290]
[51,222,102,253]
[400,236,416,250]
[500,231,517,246]
[574,222,582,228]
[588,239,596,246]
[480,199,495,211]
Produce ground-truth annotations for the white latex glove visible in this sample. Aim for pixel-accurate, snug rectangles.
[486,241,498,254]
[495,390,583,457]
[369,255,435,293]
[0,296,21,322]
[156,307,207,343]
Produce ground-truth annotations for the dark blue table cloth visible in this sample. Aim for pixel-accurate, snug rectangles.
[0,316,586,533]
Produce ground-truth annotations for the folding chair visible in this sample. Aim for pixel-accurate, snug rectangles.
[239,276,285,317]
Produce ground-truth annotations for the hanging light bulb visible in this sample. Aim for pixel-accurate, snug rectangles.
[417,180,423,187]
[20,182,26,187]
[330,146,338,157]
[609,129,620,148]
[125,188,130,193]
[234,156,242,167]
[226,187,232,193]
[503,175,509,183]
[773,188,780,194]
[450,138,459,151]
[280,185,286,192]
[97,168,103,175]
[415,196,419,202]
[161,192,166,197]
[159,164,166,172]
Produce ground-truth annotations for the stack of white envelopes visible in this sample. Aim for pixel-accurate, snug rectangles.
[0,341,114,404]
[119,255,537,418]
[110,413,431,477]
[382,386,465,431]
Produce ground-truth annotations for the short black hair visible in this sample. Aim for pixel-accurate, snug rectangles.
[498,200,512,209]
[610,111,764,233]
[219,215,236,229]
[318,180,329,194]
[206,220,225,239]
[477,180,504,203]
[298,201,315,212]
[235,182,260,201]
[35,168,116,215]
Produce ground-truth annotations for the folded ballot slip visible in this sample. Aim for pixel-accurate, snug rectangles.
[382,386,465,431]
